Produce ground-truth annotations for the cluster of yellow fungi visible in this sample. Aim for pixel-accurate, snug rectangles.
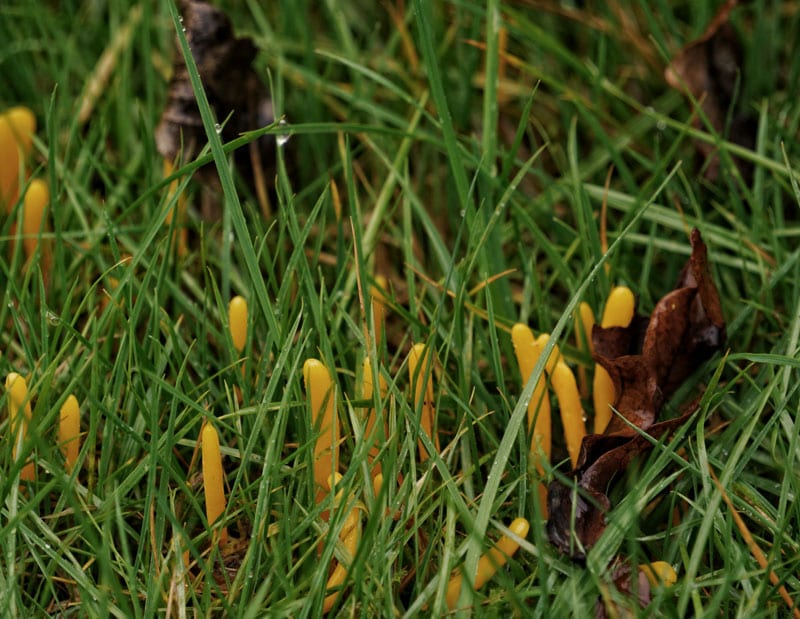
[1,106,49,267]
[3,136,677,608]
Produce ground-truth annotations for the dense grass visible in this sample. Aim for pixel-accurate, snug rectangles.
[1,0,799,616]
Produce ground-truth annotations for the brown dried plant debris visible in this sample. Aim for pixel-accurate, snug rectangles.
[664,0,757,181]
[156,0,277,214]
[547,229,726,560]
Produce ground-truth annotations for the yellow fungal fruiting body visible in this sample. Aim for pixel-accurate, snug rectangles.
[5,372,35,482]
[575,302,596,397]
[162,159,188,256]
[592,286,635,433]
[510,323,551,515]
[407,343,439,462]
[304,359,339,496]
[22,178,49,260]
[639,561,677,586]
[445,517,530,610]
[370,275,387,351]
[59,395,81,472]
[201,422,228,547]
[361,356,388,478]
[0,107,36,211]
[228,295,248,354]
[550,361,587,468]
[322,504,362,613]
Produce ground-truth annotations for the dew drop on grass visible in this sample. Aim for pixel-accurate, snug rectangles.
[214,123,222,134]
[276,118,290,147]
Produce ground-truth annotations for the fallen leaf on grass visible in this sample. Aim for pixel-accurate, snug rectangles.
[547,229,725,560]
[664,0,757,181]
[156,0,276,216]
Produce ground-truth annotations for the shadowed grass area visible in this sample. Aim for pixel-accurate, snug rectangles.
[1,0,799,616]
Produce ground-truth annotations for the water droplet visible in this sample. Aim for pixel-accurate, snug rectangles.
[214,123,222,134]
[46,311,59,326]
[276,118,290,147]
[656,120,666,131]
[179,15,184,23]
[459,209,466,218]
[581,413,588,423]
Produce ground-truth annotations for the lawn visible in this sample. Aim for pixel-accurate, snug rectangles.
[1,0,799,616]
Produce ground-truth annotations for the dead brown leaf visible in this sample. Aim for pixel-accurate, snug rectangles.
[547,229,725,560]
[155,0,276,216]
[664,0,756,181]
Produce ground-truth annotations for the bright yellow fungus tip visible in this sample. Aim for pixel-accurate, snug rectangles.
[639,561,677,586]
[445,517,530,610]
[304,359,339,496]
[551,361,586,468]
[601,286,635,328]
[593,286,635,433]
[201,422,228,547]
[408,343,439,462]
[228,295,248,353]
[59,395,81,472]
[22,179,49,259]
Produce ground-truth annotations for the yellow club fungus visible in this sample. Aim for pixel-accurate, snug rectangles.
[201,421,228,547]
[575,302,596,397]
[59,395,81,473]
[510,323,551,515]
[0,106,36,212]
[550,361,586,468]
[162,159,188,256]
[5,372,35,482]
[592,286,635,433]
[360,356,388,479]
[304,359,339,498]
[228,295,248,354]
[322,503,362,613]
[639,561,678,587]
[445,517,530,610]
[407,343,439,462]
[22,178,49,260]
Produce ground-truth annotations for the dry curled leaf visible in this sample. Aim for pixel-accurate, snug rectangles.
[547,229,725,560]
[156,0,276,216]
[664,0,756,181]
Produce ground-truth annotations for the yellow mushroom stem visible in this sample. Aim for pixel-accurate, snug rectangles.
[0,106,35,211]
[534,333,561,372]
[575,302,596,398]
[550,361,586,468]
[304,359,339,499]
[322,503,362,613]
[639,561,677,587]
[5,372,35,482]
[22,179,49,260]
[163,159,188,256]
[510,323,551,516]
[407,344,439,462]
[445,517,530,610]
[360,356,388,478]
[201,422,228,547]
[228,295,248,354]
[370,275,388,351]
[593,286,635,433]
[59,395,81,473]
